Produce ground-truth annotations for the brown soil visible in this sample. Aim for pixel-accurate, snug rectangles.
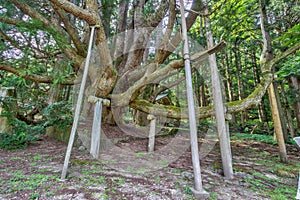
[0,126,299,200]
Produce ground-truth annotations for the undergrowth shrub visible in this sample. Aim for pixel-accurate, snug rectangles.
[0,119,42,150]
[0,99,72,150]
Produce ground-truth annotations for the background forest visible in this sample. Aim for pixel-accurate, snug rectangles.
[0,0,299,151]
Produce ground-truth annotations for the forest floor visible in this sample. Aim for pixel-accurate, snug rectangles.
[0,126,299,200]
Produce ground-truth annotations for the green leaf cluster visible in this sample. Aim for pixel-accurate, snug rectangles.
[42,100,73,129]
[0,119,41,150]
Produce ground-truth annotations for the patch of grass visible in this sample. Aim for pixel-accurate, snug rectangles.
[114,177,125,184]
[70,158,96,165]
[5,171,58,194]
[269,187,297,200]
[84,175,107,187]
[154,176,161,182]
[209,192,218,200]
[99,193,109,199]
[171,169,183,174]
[32,154,43,161]
[183,186,193,195]
[245,177,265,189]
[244,170,297,199]
[231,133,277,144]
[29,162,38,167]
[10,156,22,161]
[29,192,40,200]
[135,152,145,157]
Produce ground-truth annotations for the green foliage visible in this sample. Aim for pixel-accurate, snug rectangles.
[276,24,300,79]
[242,119,271,135]
[276,24,300,47]
[0,94,72,149]
[277,53,300,78]
[0,119,41,150]
[42,101,73,129]
[231,132,277,144]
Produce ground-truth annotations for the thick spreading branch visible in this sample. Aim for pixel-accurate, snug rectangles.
[113,41,226,106]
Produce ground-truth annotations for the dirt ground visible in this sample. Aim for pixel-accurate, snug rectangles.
[0,126,299,200]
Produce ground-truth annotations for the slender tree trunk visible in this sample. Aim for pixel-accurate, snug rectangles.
[281,82,295,138]
[273,81,288,141]
[233,43,245,128]
[290,76,300,130]
[259,0,287,162]
[225,50,237,124]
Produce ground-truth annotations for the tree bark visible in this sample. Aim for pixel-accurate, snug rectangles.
[233,42,246,128]
[224,51,237,124]
[273,81,288,141]
[259,0,287,162]
[280,82,295,138]
[290,76,300,130]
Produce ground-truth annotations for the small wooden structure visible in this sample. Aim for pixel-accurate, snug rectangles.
[147,114,156,152]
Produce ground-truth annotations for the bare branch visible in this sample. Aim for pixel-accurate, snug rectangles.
[49,0,97,24]
[146,0,169,27]
[51,3,86,57]
[0,64,75,85]
[155,0,203,63]
[0,29,22,50]
[9,0,50,26]
[0,17,18,25]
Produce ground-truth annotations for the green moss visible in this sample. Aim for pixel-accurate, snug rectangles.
[70,159,96,166]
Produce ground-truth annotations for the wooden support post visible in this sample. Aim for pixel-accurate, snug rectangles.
[179,1,209,198]
[205,7,234,179]
[61,26,97,180]
[88,96,110,158]
[90,101,102,158]
[147,114,156,152]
